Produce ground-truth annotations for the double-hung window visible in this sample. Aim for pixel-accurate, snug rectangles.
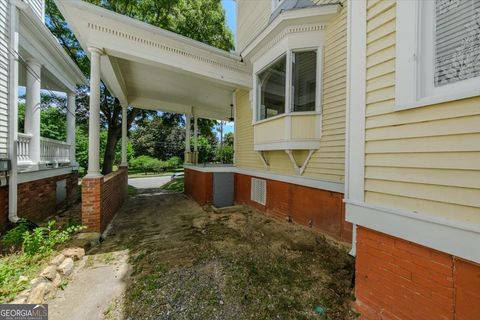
[257,50,318,121]
[396,0,480,109]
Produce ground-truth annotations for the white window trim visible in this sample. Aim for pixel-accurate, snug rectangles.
[395,0,480,111]
[254,47,323,124]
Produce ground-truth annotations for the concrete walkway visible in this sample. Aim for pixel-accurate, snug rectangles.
[128,176,171,189]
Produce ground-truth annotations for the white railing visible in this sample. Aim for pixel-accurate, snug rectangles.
[17,134,71,166]
[40,137,70,164]
[17,133,33,164]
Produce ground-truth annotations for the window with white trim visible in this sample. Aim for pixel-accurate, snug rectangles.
[395,0,480,109]
[257,49,319,120]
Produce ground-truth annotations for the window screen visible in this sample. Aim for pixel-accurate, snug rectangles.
[435,0,480,86]
[292,51,317,112]
[258,55,286,120]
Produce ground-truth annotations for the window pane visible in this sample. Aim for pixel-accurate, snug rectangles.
[435,0,480,86]
[292,51,317,112]
[258,55,286,120]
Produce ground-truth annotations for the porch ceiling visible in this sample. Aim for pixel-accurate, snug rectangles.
[55,0,252,120]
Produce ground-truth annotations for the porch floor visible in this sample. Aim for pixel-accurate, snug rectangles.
[50,188,355,319]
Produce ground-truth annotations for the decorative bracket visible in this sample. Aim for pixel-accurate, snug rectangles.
[256,151,269,169]
[284,149,315,176]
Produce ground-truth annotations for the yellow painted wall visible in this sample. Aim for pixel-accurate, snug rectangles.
[364,0,480,223]
[236,0,271,53]
[235,1,347,184]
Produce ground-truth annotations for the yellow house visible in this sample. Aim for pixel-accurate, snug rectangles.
[346,1,480,319]
[194,0,353,242]
[54,0,480,318]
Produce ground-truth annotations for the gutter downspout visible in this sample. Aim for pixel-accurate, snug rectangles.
[8,2,20,223]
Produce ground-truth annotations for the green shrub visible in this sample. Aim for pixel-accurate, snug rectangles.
[22,220,85,256]
[1,220,30,251]
[167,156,183,169]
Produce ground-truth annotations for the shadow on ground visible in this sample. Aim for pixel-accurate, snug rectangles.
[63,188,356,319]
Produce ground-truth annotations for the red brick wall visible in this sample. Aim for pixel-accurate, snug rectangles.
[354,226,480,320]
[0,172,78,231]
[184,168,213,206]
[82,168,128,233]
[235,173,352,242]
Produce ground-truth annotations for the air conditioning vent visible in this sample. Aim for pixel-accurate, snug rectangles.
[251,178,266,205]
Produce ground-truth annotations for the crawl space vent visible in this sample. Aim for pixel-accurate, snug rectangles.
[251,178,266,205]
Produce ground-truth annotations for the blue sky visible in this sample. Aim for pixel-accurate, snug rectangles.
[221,0,236,135]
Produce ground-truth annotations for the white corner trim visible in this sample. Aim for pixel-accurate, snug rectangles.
[346,0,367,256]
[345,200,480,264]
[18,167,76,184]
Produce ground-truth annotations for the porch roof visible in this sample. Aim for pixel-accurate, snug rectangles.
[55,0,252,120]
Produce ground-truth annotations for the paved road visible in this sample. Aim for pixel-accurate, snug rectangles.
[128,176,171,189]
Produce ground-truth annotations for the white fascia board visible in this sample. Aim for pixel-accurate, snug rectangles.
[184,165,344,193]
[18,6,86,86]
[346,200,480,264]
[128,97,230,120]
[254,140,321,151]
[241,4,341,58]
[18,166,76,184]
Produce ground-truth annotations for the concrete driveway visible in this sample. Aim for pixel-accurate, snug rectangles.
[128,176,171,189]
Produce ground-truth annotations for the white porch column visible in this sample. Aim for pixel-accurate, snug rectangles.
[66,92,77,166]
[185,114,191,163]
[193,116,198,152]
[121,104,128,167]
[25,59,41,164]
[86,47,103,178]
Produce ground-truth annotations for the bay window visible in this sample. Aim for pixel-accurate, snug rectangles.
[257,49,319,121]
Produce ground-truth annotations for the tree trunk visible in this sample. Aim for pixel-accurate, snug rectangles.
[102,126,120,175]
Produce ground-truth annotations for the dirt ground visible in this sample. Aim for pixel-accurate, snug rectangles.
[66,188,356,319]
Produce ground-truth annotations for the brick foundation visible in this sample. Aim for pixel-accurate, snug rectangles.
[184,169,351,242]
[354,226,480,320]
[235,173,351,242]
[82,168,128,233]
[0,171,78,232]
[184,168,213,206]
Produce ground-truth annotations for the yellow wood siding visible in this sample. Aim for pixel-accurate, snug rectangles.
[364,0,480,224]
[235,3,347,185]
[236,0,271,53]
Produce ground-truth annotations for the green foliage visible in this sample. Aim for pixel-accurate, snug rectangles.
[161,178,184,193]
[1,220,30,251]
[167,156,183,169]
[22,221,85,256]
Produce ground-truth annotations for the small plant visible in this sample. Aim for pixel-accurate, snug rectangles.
[1,220,31,252]
[22,220,86,256]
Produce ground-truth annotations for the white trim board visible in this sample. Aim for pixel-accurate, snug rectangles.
[184,165,344,193]
[346,201,480,264]
[345,0,367,256]
[18,167,76,184]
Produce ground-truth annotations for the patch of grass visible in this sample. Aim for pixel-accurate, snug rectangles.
[0,252,53,303]
[103,253,115,264]
[161,178,184,193]
[128,185,138,196]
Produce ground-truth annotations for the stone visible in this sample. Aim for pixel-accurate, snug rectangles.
[50,253,65,266]
[57,258,74,276]
[30,278,42,286]
[62,248,85,261]
[52,273,62,288]
[17,275,28,284]
[27,281,52,304]
[10,296,27,304]
[40,265,57,280]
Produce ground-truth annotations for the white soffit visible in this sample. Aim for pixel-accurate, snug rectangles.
[54,0,252,119]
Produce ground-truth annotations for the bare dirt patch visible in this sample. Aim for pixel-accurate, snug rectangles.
[89,190,356,319]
